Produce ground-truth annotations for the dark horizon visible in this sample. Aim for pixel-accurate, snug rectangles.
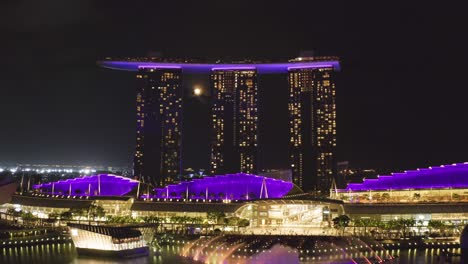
[1,1,467,174]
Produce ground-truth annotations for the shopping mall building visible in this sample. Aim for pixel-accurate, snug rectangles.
[2,163,468,232]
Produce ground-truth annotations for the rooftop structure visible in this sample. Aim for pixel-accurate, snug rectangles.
[152,173,294,200]
[343,162,468,191]
[334,162,468,204]
[32,174,139,196]
[98,57,340,74]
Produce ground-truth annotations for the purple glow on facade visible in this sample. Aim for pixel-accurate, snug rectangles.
[32,174,138,196]
[211,67,257,71]
[151,173,293,200]
[287,65,333,70]
[99,61,340,74]
[138,65,182,69]
[342,162,468,192]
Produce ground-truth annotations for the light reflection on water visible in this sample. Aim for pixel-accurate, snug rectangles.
[0,243,196,264]
[0,242,462,264]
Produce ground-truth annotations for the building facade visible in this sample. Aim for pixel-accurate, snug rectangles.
[134,68,183,187]
[288,65,337,192]
[210,69,259,175]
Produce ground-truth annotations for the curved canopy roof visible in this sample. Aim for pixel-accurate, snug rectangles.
[99,59,340,74]
[33,174,138,196]
[153,173,294,200]
[344,162,468,191]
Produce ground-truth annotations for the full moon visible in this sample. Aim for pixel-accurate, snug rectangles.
[194,87,202,96]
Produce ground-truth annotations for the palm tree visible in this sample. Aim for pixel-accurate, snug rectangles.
[332,215,350,235]
[86,204,105,224]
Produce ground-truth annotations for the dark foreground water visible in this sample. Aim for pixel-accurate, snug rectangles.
[0,242,462,264]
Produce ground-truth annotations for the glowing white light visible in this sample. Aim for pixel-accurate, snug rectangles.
[194,87,202,96]
[71,229,78,236]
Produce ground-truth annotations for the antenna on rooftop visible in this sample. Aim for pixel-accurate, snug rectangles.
[330,177,338,199]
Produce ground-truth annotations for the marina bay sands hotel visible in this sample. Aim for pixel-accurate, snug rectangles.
[99,56,340,192]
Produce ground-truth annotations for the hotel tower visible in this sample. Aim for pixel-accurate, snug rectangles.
[134,67,183,187]
[210,68,259,175]
[288,61,337,192]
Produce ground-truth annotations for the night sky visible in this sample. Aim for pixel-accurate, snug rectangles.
[1,1,467,173]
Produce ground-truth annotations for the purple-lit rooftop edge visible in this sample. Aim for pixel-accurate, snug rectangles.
[33,174,139,196]
[98,57,340,74]
[31,173,294,200]
[341,162,468,192]
[151,173,294,200]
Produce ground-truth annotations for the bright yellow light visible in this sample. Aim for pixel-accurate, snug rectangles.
[194,87,202,96]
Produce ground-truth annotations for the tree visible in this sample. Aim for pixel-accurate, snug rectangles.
[67,207,86,223]
[353,218,375,235]
[207,212,225,224]
[60,211,72,220]
[238,219,250,227]
[21,212,37,226]
[399,218,415,237]
[86,204,105,223]
[140,216,161,224]
[381,193,390,201]
[428,220,445,234]
[107,215,138,224]
[7,208,21,217]
[332,215,350,235]
[371,193,380,202]
[226,217,240,226]
[360,194,369,201]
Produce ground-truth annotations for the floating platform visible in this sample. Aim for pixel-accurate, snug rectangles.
[76,246,149,258]
[68,223,151,258]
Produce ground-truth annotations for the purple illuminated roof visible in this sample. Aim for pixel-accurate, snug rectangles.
[33,174,138,196]
[99,60,340,74]
[342,162,468,192]
[152,173,294,200]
